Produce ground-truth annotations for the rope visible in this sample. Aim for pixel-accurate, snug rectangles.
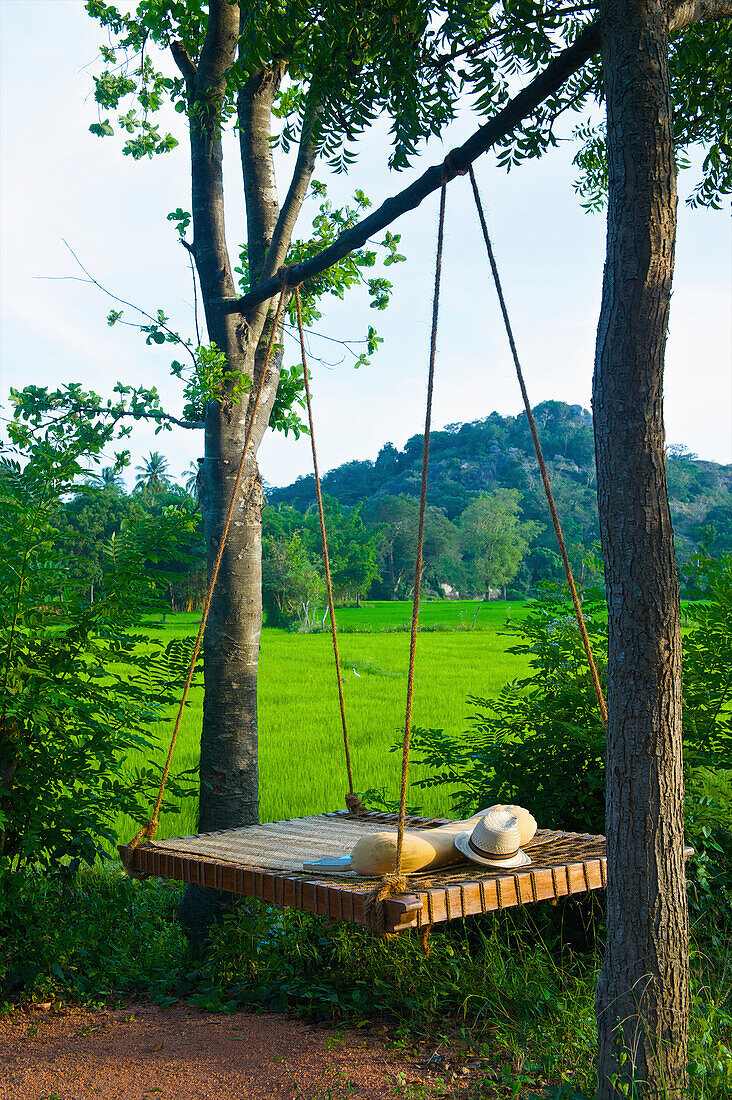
[362,873,408,937]
[123,288,288,862]
[362,174,448,931]
[294,286,363,814]
[396,174,448,874]
[468,166,608,728]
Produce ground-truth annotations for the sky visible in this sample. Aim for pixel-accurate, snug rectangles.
[1,0,730,492]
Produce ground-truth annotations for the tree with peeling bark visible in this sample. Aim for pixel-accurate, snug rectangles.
[15,0,730,1090]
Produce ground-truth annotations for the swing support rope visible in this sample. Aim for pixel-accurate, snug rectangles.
[123,288,288,859]
[467,166,608,728]
[379,163,608,921]
[393,174,448,888]
[294,286,362,814]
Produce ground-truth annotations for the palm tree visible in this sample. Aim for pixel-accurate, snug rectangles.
[100,466,126,492]
[183,461,200,497]
[134,451,171,494]
[82,466,126,492]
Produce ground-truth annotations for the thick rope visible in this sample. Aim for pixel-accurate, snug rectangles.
[396,175,448,874]
[123,288,288,863]
[363,176,448,932]
[468,166,608,728]
[362,873,408,937]
[294,287,363,815]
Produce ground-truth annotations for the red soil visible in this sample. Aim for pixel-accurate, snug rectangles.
[0,1002,471,1099]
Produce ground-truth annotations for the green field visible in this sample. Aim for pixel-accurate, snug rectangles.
[119,600,531,842]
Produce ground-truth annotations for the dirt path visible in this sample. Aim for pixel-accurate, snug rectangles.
[1,1002,472,1099]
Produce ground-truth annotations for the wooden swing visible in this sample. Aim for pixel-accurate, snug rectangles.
[119,165,654,935]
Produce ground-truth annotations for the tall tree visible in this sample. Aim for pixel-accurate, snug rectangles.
[134,450,172,493]
[306,498,380,603]
[459,489,540,595]
[592,0,697,1092]
[365,495,458,598]
[98,466,126,492]
[83,0,520,939]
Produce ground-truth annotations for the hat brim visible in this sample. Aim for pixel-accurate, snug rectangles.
[453,831,531,869]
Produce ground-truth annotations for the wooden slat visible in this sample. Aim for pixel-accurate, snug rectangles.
[119,844,604,932]
[409,858,609,926]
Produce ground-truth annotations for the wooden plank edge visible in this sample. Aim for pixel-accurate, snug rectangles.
[381,895,423,933]
[411,858,609,926]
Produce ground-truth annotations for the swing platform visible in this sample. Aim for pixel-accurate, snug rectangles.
[118,810,666,935]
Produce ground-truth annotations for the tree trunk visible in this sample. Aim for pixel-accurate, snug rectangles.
[593,0,689,1094]
[172,1,316,945]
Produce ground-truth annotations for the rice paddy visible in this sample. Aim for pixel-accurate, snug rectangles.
[116,600,532,842]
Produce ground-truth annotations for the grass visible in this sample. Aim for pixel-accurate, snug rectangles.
[144,599,530,635]
[118,601,532,841]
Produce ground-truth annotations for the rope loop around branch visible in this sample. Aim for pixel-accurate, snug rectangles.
[443,148,470,177]
[276,264,300,289]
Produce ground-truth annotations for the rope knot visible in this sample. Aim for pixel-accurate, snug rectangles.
[345,791,366,816]
[362,872,409,937]
[276,264,299,289]
[120,818,158,879]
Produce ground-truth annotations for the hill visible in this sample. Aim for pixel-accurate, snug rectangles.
[267,401,732,594]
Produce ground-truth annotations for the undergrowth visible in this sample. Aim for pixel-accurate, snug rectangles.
[1,866,729,1099]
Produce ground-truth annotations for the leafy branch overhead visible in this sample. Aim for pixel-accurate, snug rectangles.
[38,174,402,442]
[86,0,731,205]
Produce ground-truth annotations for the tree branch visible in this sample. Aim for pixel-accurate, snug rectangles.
[185,0,240,346]
[237,60,287,284]
[62,404,204,432]
[195,0,239,97]
[223,0,731,319]
[668,0,732,29]
[261,93,322,282]
[58,241,197,366]
[170,40,197,92]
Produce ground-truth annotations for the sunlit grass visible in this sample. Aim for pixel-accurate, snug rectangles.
[116,601,532,841]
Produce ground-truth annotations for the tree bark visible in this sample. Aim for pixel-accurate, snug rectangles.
[593,0,689,1094]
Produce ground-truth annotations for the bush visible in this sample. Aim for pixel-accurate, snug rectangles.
[0,869,188,1004]
[0,435,198,876]
[412,585,608,833]
[412,558,732,837]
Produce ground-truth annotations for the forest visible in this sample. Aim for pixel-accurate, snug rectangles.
[58,400,732,623]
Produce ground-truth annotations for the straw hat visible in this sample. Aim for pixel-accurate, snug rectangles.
[492,804,537,846]
[454,807,532,869]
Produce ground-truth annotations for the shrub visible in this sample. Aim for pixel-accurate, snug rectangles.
[412,558,732,837]
[412,585,608,833]
[0,435,199,876]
